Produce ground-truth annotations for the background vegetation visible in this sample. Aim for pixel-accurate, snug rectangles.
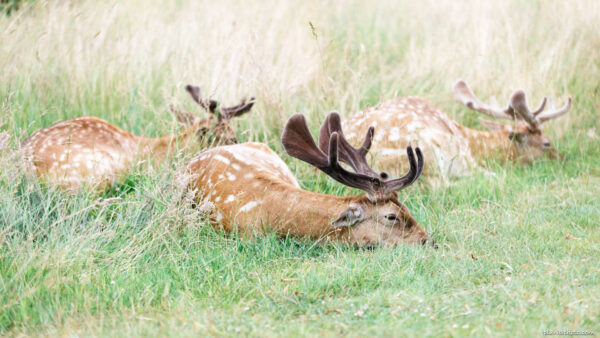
[1,0,599,336]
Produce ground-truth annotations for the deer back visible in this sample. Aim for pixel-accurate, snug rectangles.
[22,116,140,189]
[344,97,476,178]
[184,142,303,233]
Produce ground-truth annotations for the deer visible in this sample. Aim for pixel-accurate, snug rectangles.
[342,80,572,178]
[21,85,255,191]
[182,111,435,247]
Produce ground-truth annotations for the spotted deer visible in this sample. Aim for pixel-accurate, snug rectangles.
[183,112,434,247]
[343,80,572,178]
[22,85,255,190]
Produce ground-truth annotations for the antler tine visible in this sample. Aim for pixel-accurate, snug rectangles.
[408,147,425,185]
[381,146,422,195]
[532,96,548,116]
[537,96,572,123]
[318,112,378,177]
[453,79,516,120]
[221,97,256,119]
[509,90,540,129]
[185,84,218,113]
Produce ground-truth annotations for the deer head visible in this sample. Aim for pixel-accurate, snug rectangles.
[453,80,571,162]
[171,85,255,145]
[282,112,434,247]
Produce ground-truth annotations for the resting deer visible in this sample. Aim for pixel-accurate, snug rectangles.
[183,112,435,247]
[22,85,255,190]
[343,80,571,178]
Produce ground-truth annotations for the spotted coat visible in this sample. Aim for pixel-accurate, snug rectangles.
[182,142,431,246]
[22,116,213,190]
[343,97,512,178]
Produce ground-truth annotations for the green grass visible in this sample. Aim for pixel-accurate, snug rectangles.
[1,0,599,336]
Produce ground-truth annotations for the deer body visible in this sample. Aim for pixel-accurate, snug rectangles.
[344,81,571,178]
[22,85,255,190]
[183,113,433,247]
[344,97,482,177]
[22,116,204,190]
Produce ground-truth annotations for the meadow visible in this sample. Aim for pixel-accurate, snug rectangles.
[1,0,599,336]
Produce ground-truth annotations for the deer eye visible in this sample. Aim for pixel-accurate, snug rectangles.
[542,142,551,149]
[385,214,398,222]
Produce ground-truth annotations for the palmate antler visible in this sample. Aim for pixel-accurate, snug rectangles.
[453,80,572,130]
[185,85,255,121]
[281,112,424,202]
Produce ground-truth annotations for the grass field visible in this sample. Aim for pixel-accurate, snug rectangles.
[1,0,599,336]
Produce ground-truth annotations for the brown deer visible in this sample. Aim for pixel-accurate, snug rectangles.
[182,112,434,247]
[343,80,571,178]
[22,85,255,190]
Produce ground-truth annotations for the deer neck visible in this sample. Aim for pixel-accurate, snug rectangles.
[259,182,363,240]
[136,127,197,162]
[459,126,515,163]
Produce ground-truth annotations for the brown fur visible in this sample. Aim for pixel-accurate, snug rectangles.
[21,114,238,191]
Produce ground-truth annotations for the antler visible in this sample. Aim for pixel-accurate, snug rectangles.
[185,85,218,113]
[510,90,572,128]
[220,97,256,120]
[281,113,424,202]
[454,79,572,129]
[453,79,517,120]
[318,112,378,177]
[185,84,255,121]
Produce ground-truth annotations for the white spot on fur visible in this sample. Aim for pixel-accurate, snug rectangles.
[213,154,230,165]
[238,200,261,213]
[225,195,235,203]
[388,127,401,141]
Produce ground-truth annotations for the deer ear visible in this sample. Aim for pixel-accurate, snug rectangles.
[508,131,528,145]
[481,120,507,131]
[170,106,199,127]
[331,206,364,227]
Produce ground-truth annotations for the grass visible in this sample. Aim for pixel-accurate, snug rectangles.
[1,0,599,336]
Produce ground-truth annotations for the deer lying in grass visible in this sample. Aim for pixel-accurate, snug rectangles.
[183,112,434,247]
[22,85,255,190]
[343,80,571,178]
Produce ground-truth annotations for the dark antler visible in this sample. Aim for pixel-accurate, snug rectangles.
[185,85,218,113]
[281,113,424,202]
[185,84,255,121]
[318,112,378,177]
[221,97,256,120]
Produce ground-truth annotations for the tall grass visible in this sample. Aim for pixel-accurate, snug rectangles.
[1,0,599,335]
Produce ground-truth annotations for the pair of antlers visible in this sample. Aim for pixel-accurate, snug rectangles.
[171,85,255,125]
[282,112,424,202]
[453,80,572,130]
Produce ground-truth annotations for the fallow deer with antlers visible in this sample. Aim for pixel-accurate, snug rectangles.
[343,80,571,178]
[22,85,255,190]
[182,112,434,247]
